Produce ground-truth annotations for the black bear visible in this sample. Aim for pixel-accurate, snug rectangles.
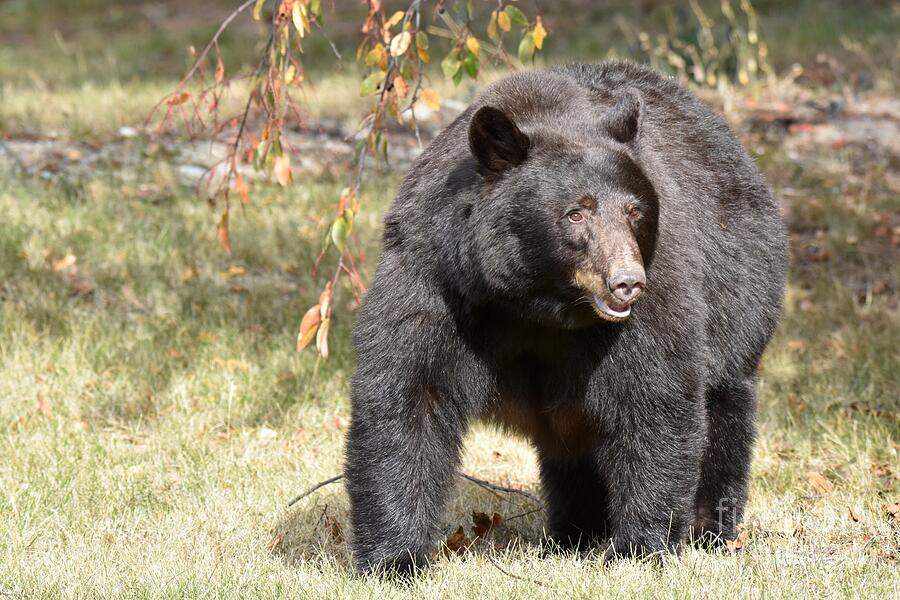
[344,61,787,574]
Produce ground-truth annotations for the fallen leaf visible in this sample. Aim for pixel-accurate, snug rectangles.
[848,507,861,522]
[52,254,76,271]
[472,511,503,539]
[806,471,834,493]
[444,526,473,554]
[325,515,344,544]
[726,525,749,551]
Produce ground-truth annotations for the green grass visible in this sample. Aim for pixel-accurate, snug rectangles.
[1,2,899,597]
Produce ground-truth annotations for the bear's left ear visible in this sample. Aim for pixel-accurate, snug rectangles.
[468,106,531,176]
[601,87,643,144]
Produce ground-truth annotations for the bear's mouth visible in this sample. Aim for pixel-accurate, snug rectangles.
[592,295,632,321]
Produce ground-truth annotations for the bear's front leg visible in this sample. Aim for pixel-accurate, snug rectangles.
[345,365,467,575]
[598,390,707,558]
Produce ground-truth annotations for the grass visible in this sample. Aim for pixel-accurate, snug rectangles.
[1,2,898,598]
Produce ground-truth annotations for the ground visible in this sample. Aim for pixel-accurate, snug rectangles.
[0,1,898,598]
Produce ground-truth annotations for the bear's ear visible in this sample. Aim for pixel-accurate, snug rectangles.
[468,106,530,175]
[601,88,643,144]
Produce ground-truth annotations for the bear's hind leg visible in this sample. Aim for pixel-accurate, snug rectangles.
[538,450,610,550]
[693,378,758,545]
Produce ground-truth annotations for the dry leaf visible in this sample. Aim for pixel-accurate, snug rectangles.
[848,507,861,522]
[393,75,409,98]
[217,209,231,253]
[316,316,330,358]
[37,397,50,416]
[52,254,77,271]
[787,339,804,350]
[325,515,344,544]
[497,10,511,32]
[273,153,292,186]
[215,56,224,82]
[444,526,473,554]
[389,31,411,57]
[806,471,834,493]
[296,304,321,352]
[421,88,441,111]
[234,172,249,204]
[472,511,503,539]
[726,525,749,551]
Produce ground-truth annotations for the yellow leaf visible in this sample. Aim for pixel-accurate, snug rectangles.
[487,10,498,40]
[386,10,405,28]
[292,1,305,36]
[273,153,292,186]
[417,46,430,63]
[421,88,441,111]
[466,36,480,56]
[497,11,511,32]
[390,31,412,57]
[533,17,547,50]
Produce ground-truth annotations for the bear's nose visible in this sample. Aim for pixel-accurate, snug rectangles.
[608,269,646,304]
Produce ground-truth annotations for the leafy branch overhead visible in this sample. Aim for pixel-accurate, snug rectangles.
[150,0,548,359]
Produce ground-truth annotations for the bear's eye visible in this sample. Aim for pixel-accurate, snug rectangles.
[567,210,585,224]
[627,205,642,219]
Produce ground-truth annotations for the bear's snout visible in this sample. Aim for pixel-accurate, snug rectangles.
[608,268,646,304]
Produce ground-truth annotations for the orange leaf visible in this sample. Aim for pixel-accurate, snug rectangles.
[167,91,191,106]
[393,75,409,98]
[217,209,231,253]
[421,88,441,111]
[297,304,321,351]
[215,56,225,82]
[497,11,511,32]
[234,172,249,204]
[319,282,333,320]
[273,153,292,186]
[444,526,473,554]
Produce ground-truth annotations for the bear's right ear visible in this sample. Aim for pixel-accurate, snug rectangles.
[468,106,530,176]
[600,88,643,144]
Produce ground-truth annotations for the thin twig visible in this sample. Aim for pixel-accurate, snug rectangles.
[287,472,546,512]
[287,474,344,507]
[486,554,546,586]
[459,474,545,510]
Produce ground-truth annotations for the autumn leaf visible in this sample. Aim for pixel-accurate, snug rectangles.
[725,524,749,551]
[37,397,49,416]
[296,304,321,351]
[217,208,231,253]
[497,10,511,32]
[167,91,191,106]
[215,55,224,83]
[316,316,330,358]
[234,172,249,204]
[444,526,473,554]
[848,507,862,522]
[52,253,77,271]
[472,511,503,539]
[466,36,480,56]
[532,17,547,49]
[806,471,834,493]
[487,10,498,39]
[393,75,409,98]
[389,31,412,57]
[421,88,441,111]
[273,153,292,186]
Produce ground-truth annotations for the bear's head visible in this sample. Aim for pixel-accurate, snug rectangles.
[466,87,658,329]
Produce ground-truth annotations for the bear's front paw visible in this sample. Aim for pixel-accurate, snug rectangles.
[603,535,680,562]
[353,547,431,577]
